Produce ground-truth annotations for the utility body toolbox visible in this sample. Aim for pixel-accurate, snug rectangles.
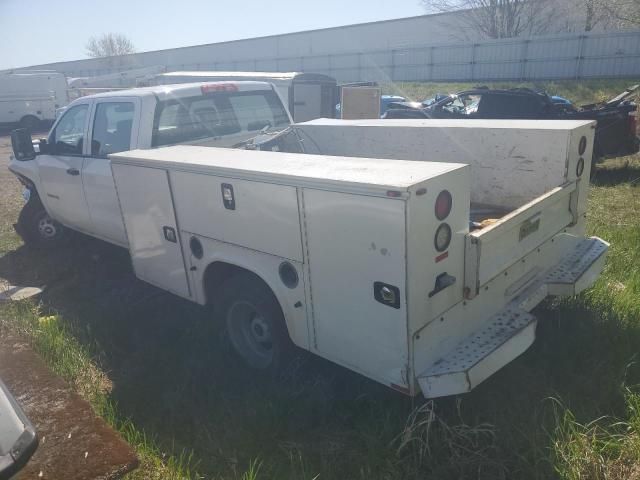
[110,120,608,398]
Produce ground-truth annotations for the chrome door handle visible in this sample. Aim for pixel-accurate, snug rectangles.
[66,168,80,176]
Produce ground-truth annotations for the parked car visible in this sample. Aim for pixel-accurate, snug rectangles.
[384,86,639,160]
[10,111,608,398]
[0,377,38,479]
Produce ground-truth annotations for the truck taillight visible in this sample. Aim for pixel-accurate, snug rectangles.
[435,190,452,220]
[434,223,452,252]
[578,136,587,156]
[201,83,239,94]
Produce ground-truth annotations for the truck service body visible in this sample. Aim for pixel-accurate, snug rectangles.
[9,81,609,398]
[0,71,69,129]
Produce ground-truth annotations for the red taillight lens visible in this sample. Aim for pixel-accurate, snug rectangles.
[201,83,239,95]
[435,190,452,220]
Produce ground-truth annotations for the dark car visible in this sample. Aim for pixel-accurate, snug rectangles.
[384,86,639,159]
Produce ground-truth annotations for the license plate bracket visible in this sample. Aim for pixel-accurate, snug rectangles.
[519,214,541,241]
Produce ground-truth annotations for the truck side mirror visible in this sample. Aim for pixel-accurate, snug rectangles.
[10,129,36,161]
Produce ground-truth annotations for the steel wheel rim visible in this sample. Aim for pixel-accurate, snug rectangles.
[37,214,58,239]
[227,300,274,369]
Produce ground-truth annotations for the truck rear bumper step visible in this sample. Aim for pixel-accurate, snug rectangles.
[545,236,609,296]
[418,307,537,398]
[417,236,608,399]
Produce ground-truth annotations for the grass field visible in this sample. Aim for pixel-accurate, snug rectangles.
[0,79,639,479]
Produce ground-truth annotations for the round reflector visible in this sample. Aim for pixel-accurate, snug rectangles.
[434,223,452,252]
[578,136,587,156]
[279,261,299,289]
[435,190,453,220]
[189,236,203,259]
[576,157,585,177]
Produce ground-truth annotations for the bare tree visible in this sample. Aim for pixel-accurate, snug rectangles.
[86,33,135,58]
[568,0,614,31]
[604,0,640,27]
[551,0,638,33]
[422,0,555,39]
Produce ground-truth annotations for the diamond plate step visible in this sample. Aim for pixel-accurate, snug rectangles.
[418,306,537,398]
[546,236,609,296]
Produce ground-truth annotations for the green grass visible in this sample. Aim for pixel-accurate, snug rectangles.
[0,80,639,479]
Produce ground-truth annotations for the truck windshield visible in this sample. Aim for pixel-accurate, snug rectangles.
[151,90,290,147]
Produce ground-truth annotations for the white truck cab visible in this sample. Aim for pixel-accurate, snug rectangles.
[9,81,292,247]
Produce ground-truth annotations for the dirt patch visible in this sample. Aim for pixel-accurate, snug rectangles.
[0,334,138,479]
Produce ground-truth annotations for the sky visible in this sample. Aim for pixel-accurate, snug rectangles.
[0,0,425,70]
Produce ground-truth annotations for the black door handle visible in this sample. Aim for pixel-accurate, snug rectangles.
[66,168,80,176]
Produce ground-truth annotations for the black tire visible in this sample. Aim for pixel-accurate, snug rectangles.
[17,196,68,248]
[218,273,293,373]
[19,115,40,132]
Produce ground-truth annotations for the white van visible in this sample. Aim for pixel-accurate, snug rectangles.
[152,71,337,122]
[0,71,69,129]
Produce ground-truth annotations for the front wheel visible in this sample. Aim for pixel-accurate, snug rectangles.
[219,273,292,373]
[17,196,68,248]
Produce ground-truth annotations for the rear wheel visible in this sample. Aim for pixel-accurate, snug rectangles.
[17,196,68,248]
[219,273,292,373]
[19,115,40,131]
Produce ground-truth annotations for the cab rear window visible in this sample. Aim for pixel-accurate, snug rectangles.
[151,90,289,147]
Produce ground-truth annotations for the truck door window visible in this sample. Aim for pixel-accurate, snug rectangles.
[50,104,88,155]
[91,102,134,157]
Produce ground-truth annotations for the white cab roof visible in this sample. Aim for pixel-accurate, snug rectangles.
[110,146,465,195]
[160,71,302,80]
[298,118,596,130]
[82,81,275,100]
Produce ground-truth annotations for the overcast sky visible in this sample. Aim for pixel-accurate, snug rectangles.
[0,0,425,70]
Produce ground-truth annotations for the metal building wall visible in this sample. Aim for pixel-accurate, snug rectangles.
[12,16,640,83]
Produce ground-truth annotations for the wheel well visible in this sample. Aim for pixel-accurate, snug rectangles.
[20,114,40,124]
[203,261,296,345]
[203,261,270,305]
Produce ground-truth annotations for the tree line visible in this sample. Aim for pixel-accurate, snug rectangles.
[422,0,640,39]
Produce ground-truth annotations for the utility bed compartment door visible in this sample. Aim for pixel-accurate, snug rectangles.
[465,183,576,296]
[111,164,190,298]
[169,172,302,261]
[303,189,408,387]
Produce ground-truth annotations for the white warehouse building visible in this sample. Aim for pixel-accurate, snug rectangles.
[8,10,640,83]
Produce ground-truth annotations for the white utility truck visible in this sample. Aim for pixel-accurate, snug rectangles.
[9,83,608,398]
[0,71,69,129]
